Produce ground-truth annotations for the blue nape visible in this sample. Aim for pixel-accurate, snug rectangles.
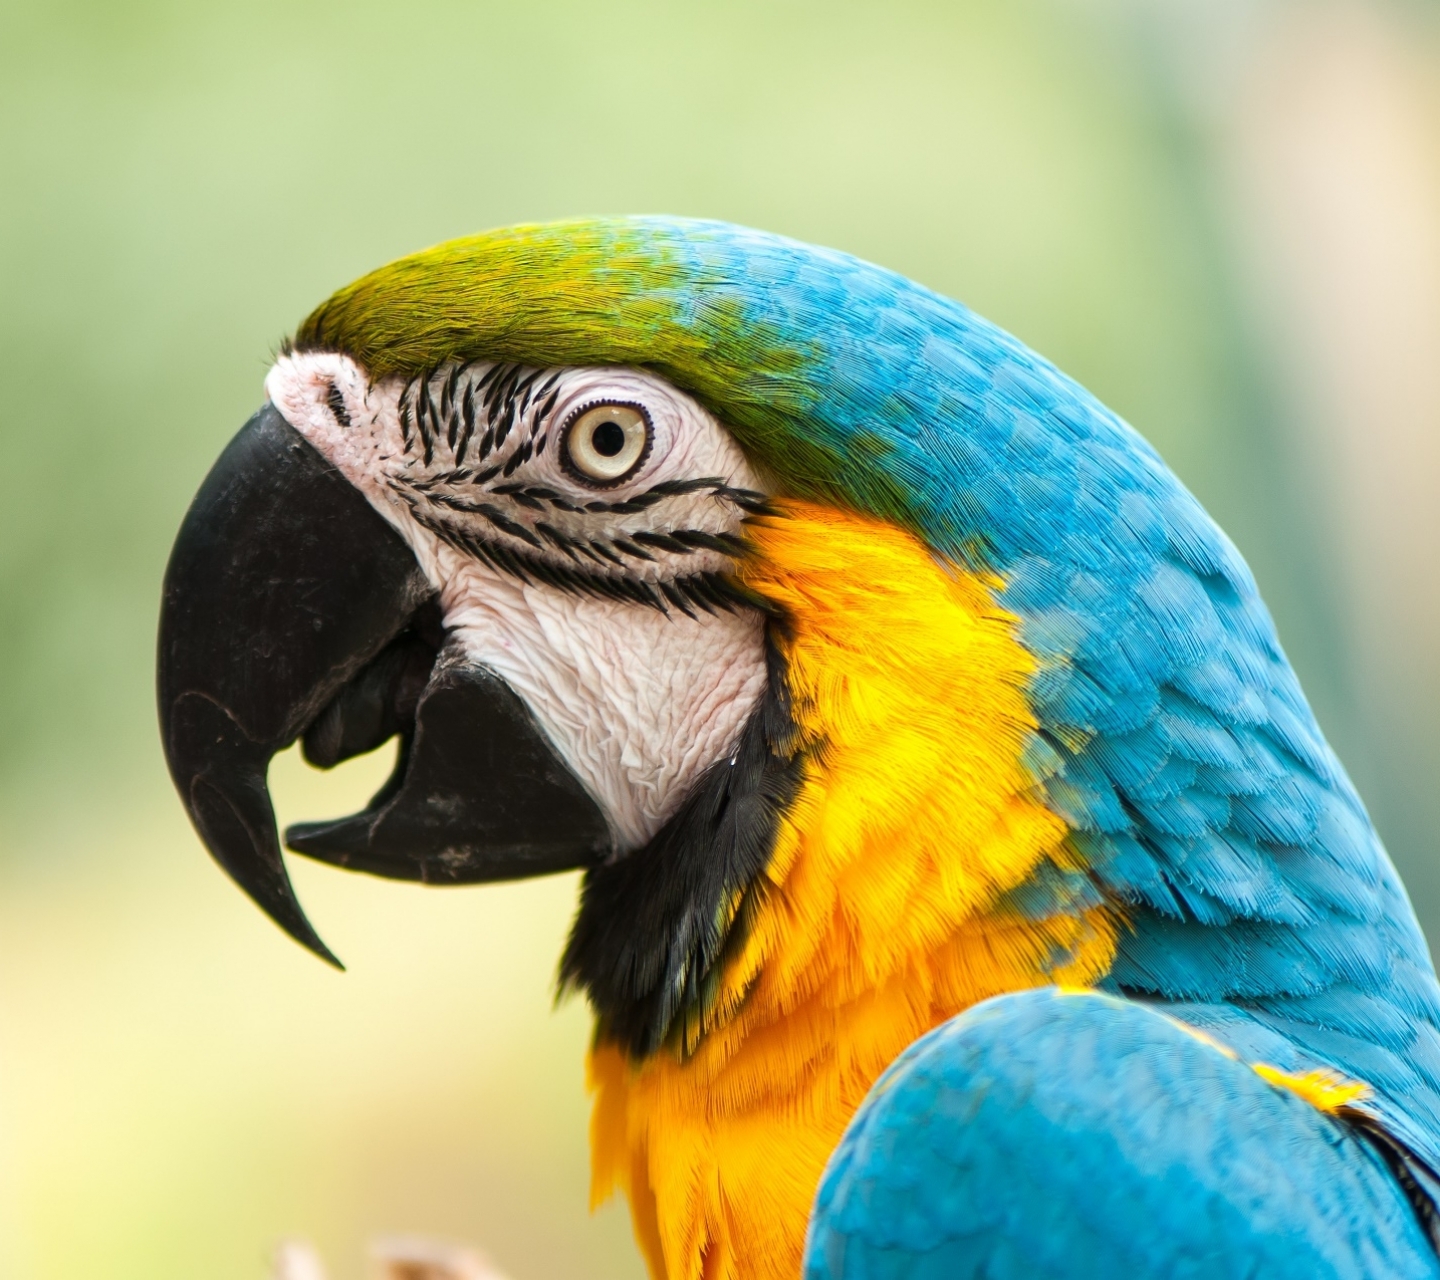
[805,989,1440,1280]
[651,221,1440,1172]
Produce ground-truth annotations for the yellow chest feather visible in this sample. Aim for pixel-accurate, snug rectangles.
[588,504,1117,1280]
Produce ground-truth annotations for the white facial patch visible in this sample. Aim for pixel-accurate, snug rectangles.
[265,351,770,851]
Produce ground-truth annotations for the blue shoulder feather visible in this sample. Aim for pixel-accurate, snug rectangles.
[804,990,1440,1279]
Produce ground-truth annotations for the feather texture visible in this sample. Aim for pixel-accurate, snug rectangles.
[297,217,1440,1278]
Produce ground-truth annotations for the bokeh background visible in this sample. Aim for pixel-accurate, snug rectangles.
[2,0,1439,1276]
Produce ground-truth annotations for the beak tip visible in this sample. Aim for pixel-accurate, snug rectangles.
[236,869,346,970]
[184,769,344,970]
[301,934,347,972]
[264,903,346,970]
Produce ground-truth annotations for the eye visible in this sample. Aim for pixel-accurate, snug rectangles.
[563,402,652,486]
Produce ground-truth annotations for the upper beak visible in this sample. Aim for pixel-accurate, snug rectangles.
[157,403,610,964]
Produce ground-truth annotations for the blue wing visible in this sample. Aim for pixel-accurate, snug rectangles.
[804,989,1439,1280]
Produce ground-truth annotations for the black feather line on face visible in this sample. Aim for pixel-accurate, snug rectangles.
[511,367,546,418]
[586,541,626,567]
[482,363,516,417]
[534,521,582,560]
[473,362,506,397]
[611,537,657,563]
[413,377,428,446]
[397,369,769,529]
[455,381,477,463]
[499,478,774,522]
[493,483,545,510]
[658,580,698,620]
[468,501,543,548]
[501,439,532,478]
[439,362,461,426]
[558,635,805,1060]
[325,381,352,429]
[399,380,416,449]
[418,372,439,466]
[489,366,523,449]
[534,383,562,436]
[401,499,769,617]
[391,364,779,616]
[445,375,463,452]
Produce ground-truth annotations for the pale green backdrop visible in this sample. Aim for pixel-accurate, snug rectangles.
[1,2,1436,1278]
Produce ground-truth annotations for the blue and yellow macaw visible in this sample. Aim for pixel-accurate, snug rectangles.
[158,218,1440,1278]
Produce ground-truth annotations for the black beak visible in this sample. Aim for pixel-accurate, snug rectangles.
[157,403,610,964]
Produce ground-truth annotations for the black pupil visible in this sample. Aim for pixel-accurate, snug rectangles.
[592,420,627,457]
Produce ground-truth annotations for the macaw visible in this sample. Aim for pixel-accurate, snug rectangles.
[157,218,1440,1279]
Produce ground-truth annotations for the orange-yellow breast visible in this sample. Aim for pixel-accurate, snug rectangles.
[588,502,1119,1280]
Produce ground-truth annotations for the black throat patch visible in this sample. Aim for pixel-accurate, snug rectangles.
[558,632,806,1059]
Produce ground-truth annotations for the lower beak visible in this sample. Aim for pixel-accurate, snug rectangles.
[156,403,609,964]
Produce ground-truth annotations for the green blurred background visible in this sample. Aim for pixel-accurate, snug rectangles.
[2,1,1439,1276]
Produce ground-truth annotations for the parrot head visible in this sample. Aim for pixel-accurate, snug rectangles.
[157,216,1440,1280]
[157,216,1232,1054]
[158,220,893,1040]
